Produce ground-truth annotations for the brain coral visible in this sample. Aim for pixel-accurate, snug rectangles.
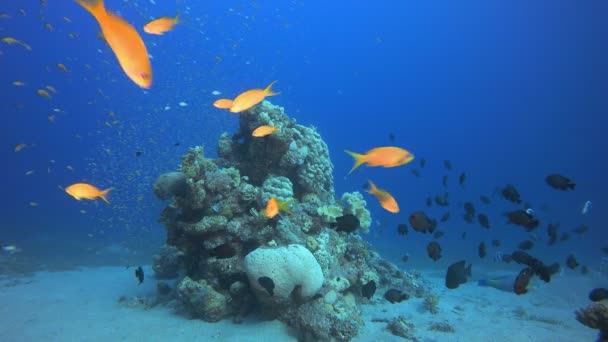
[244,244,323,300]
[260,176,294,204]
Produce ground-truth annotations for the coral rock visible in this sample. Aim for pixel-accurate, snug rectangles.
[177,276,227,322]
[244,244,323,302]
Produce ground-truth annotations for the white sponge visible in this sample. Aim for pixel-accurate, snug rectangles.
[244,244,323,299]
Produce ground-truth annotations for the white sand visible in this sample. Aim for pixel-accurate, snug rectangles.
[0,266,598,341]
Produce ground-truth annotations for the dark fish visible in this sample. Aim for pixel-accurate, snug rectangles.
[511,251,558,282]
[330,214,360,233]
[388,133,396,142]
[174,142,180,146]
[547,223,559,246]
[442,175,448,187]
[384,289,409,303]
[517,240,534,251]
[545,174,575,191]
[559,233,570,242]
[566,254,579,269]
[435,193,449,207]
[491,239,501,247]
[572,224,588,235]
[478,214,490,229]
[427,241,442,261]
[506,210,539,231]
[361,280,376,299]
[514,267,533,295]
[464,202,475,215]
[258,276,275,296]
[425,197,432,207]
[589,288,608,302]
[440,212,450,222]
[409,211,437,233]
[461,232,467,240]
[443,160,452,171]
[135,266,144,285]
[501,184,522,204]
[445,260,472,289]
[459,172,466,186]
[433,231,445,239]
[135,150,143,157]
[478,242,486,258]
[401,254,409,263]
[411,169,420,177]
[397,223,408,235]
[463,212,475,223]
[420,158,426,168]
[480,195,491,204]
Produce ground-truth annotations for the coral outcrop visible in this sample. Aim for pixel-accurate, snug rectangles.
[153,101,432,341]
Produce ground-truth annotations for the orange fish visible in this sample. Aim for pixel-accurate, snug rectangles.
[143,15,179,35]
[76,0,152,88]
[264,197,292,219]
[366,180,399,213]
[216,81,279,113]
[213,98,233,109]
[345,146,414,174]
[65,183,112,204]
[252,125,277,137]
[14,143,28,152]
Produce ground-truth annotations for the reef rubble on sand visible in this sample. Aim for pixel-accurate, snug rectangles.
[151,101,434,341]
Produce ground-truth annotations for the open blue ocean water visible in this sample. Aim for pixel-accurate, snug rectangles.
[1,1,607,340]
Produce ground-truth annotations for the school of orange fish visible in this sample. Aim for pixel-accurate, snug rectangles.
[6,0,415,220]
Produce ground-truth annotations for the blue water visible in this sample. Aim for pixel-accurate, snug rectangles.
[1,0,606,288]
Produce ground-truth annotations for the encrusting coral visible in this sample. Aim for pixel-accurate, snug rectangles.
[152,101,433,341]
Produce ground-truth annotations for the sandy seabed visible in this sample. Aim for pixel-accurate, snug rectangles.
[0,265,598,342]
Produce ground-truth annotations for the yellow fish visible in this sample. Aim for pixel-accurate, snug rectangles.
[37,89,51,98]
[12,81,25,86]
[57,63,68,72]
[65,183,112,204]
[264,197,292,219]
[345,146,414,175]
[1,37,31,50]
[76,0,152,88]
[366,180,399,214]
[143,15,180,35]
[15,143,28,152]
[252,125,277,137]
[215,81,279,113]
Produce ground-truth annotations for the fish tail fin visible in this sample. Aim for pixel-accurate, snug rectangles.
[345,150,366,174]
[278,199,293,215]
[100,187,112,204]
[366,180,377,194]
[75,0,106,18]
[264,80,280,96]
